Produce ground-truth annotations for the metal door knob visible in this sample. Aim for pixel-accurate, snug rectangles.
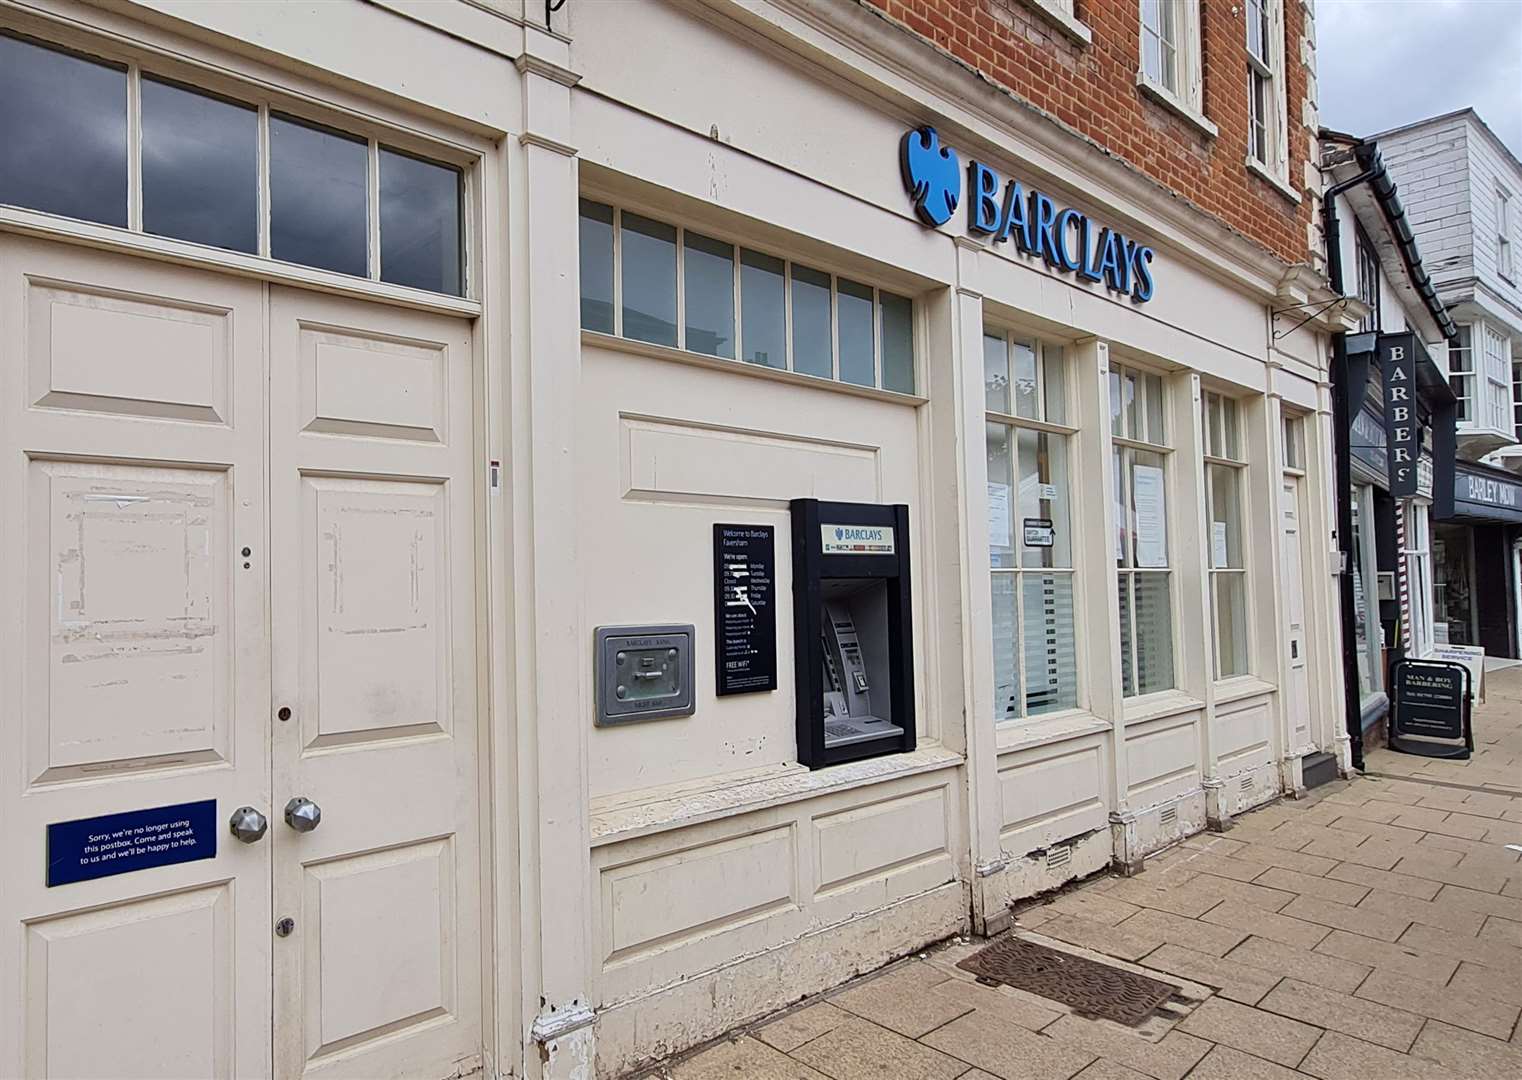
[229,806,269,844]
[284,796,322,833]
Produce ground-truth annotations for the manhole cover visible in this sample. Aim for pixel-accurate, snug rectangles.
[958,937,1181,1026]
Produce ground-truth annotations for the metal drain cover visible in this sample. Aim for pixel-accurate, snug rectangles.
[958,937,1181,1026]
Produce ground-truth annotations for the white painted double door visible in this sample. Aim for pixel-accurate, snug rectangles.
[0,237,482,1080]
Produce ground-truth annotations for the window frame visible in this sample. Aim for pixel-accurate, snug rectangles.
[1355,226,1382,333]
[1481,322,1511,433]
[1512,357,1522,442]
[579,198,919,395]
[984,327,1081,724]
[1350,482,1382,699]
[0,28,478,301]
[1404,502,1435,659]
[1450,323,1475,423]
[1244,0,1288,182]
[1202,390,1252,681]
[1110,360,1178,699]
[1137,0,1210,133]
[1499,185,1515,283]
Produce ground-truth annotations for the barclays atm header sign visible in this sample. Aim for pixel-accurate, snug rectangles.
[900,126,1157,304]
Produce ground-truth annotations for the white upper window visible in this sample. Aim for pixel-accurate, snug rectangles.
[1483,323,1510,433]
[1139,1,1205,120]
[1450,324,1474,423]
[1499,186,1514,282]
[1245,0,1287,181]
[1513,359,1522,441]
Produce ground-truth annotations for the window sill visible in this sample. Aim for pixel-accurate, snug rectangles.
[1123,690,1205,726]
[1135,74,1218,139]
[994,710,1110,754]
[1245,157,1302,205]
[1018,0,1092,45]
[582,330,928,407]
[1214,675,1278,705]
[588,743,963,847]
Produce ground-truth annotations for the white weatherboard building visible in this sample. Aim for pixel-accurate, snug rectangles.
[1379,110,1522,660]
[0,2,1354,1079]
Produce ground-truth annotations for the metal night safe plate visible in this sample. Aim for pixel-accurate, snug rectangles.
[594,624,695,726]
[958,936,1182,1026]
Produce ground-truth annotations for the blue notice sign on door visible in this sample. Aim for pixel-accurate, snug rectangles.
[47,799,217,887]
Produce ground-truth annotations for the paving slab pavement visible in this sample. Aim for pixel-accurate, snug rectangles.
[651,667,1522,1080]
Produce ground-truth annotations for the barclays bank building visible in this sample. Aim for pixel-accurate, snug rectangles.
[0,2,1366,1078]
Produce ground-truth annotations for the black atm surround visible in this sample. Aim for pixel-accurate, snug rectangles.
[790,498,916,770]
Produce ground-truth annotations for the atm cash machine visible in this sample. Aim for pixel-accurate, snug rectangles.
[790,499,915,768]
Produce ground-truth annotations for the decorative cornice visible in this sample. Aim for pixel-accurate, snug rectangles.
[519,130,579,157]
[516,52,581,87]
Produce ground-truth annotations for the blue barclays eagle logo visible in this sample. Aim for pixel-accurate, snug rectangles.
[835,527,845,540]
[900,126,960,227]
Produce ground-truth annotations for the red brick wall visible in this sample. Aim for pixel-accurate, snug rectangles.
[863,0,1312,267]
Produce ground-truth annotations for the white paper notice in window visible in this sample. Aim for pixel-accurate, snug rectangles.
[988,482,1012,548]
[1133,464,1168,568]
[1212,521,1229,568]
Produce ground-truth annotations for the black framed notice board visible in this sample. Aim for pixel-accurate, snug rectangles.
[713,523,777,696]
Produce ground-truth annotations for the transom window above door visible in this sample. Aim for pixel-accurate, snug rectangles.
[0,32,467,297]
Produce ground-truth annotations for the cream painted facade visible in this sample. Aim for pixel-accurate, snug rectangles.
[0,2,1357,1079]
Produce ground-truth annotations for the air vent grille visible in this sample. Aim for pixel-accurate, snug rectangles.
[1241,775,1256,794]
[1159,805,1178,827]
[1047,845,1071,870]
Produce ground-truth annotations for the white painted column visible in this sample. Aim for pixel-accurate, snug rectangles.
[1250,384,1294,794]
[508,23,596,1080]
[1311,376,1355,773]
[1172,373,1221,827]
[943,243,1008,933]
[1069,341,1131,868]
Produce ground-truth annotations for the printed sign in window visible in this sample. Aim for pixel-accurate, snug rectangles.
[1133,464,1168,568]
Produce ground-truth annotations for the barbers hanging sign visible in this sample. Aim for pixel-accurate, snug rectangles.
[1379,332,1420,498]
[900,126,1157,303]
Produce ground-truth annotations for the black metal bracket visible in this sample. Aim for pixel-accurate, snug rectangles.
[547,0,568,31]
[1271,295,1349,341]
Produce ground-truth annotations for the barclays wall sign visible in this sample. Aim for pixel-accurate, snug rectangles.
[900,126,1157,303]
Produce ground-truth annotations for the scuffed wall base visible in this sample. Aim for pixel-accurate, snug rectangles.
[593,881,967,1079]
[1278,753,1308,799]
[975,829,1113,936]
[1112,789,1208,872]
[1223,760,1285,816]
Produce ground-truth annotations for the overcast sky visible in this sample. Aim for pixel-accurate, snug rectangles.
[1316,0,1522,157]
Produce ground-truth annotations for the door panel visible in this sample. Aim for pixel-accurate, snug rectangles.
[0,237,271,1080]
[1280,478,1311,748]
[269,287,480,1080]
[26,884,235,1079]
